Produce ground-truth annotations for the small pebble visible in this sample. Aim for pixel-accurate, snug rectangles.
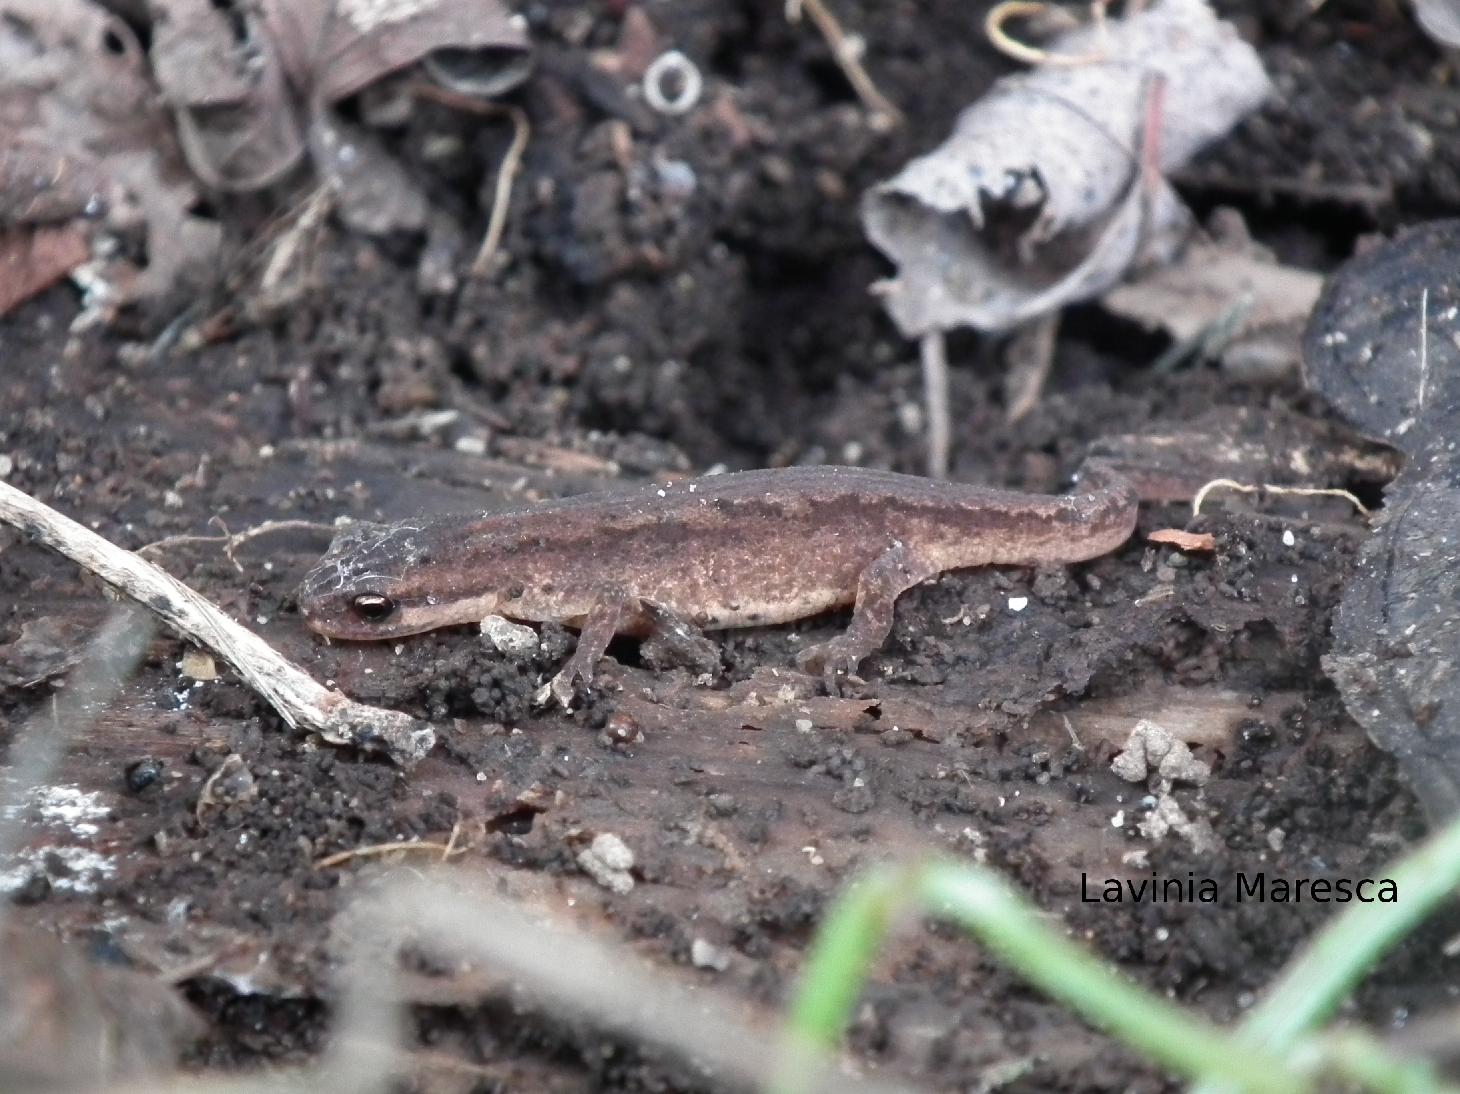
[577,833,635,894]
[480,615,539,655]
[691,938,731,972]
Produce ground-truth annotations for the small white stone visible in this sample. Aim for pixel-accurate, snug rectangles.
[577,833,635,894]
[691,938,731,972]
[1282,529,1296,547]
[1111,719,1210,787]
[480,614,539,655]
[1007,596,1029,612]
[454,434,488,455]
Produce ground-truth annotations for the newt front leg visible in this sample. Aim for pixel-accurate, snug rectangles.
[547,595,719,707]
[547,595,634,708]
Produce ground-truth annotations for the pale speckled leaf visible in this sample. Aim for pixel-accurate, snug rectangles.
[861,0,1270,336]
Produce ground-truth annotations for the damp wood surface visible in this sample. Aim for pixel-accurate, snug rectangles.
[2,2,1457,1092]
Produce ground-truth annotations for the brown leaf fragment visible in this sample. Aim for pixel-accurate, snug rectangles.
[308,110,429,234]
[258,0,533,107]
[0,224,88,316]
[146,0,307,191]
[1146,528,1216,552]
[148,0,533,235]
[1103,209,1323,379]
[0,616,92,687]
[0,140,109,224]
[0,0,220,309]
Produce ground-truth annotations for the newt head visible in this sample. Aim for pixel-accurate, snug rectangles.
[296,518,498,641]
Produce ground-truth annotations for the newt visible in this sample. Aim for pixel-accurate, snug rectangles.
[298,463,1138,704]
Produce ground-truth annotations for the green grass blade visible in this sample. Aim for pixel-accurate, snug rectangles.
[778,859,1306,1094]
[918,864,1300,1094]
[784,864,913,1047]
[1239,813,1460,1052]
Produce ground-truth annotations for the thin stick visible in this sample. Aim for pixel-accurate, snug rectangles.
[137,518,330,571]
[258,185,334,299]
[0,478,434,766]
[1004,313,1059,423]
[472,105,530,276]
[1190,478,1370,518]
[409,83,530,278]
[315,840,458,870]
[919,331,951,479]
[786,0,903,128]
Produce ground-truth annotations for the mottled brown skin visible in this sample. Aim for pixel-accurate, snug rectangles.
[298,463,1138,701]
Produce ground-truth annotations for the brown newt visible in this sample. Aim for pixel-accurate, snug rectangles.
[297,463,1138,703]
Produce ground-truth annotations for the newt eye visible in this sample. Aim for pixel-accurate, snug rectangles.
[351,593,397,623]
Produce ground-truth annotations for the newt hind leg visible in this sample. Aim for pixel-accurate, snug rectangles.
[796,540,940,691]
[639,599,722,677]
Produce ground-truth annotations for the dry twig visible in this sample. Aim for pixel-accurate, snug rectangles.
[410,83,530,278]
[138,518,329,573]
[315,841,460,870]
[919,330,951,479]
[1003,313,1059,424]
[786,0,903,128]
[0,478,434,765]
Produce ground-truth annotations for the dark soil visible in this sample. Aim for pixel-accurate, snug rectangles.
[2,1,1456,1091]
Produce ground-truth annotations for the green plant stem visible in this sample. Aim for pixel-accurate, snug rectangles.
[1312,1030,1452,1094]
[779,860,1304,1094]
[1240,814,1460,1053]
[784,865,911,1047]
[919,865,1297,1094]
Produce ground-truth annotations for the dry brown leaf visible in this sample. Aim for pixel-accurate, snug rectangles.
[260,0,532,106]
[144,0,532,235]
[146,0,307,192]
[1102,209,1323,378]
[0,224,89,316]
[0,0,220,309]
